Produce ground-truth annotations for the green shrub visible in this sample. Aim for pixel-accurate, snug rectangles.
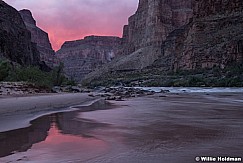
[4,63,69,89]
[0,59,11,81]
[63,77,77,86]
[6,66,52,88]
[188,76,205,86]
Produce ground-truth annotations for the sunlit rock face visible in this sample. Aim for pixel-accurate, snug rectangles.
[158,0,243,71]
[56,36,122,81]
[19,9,59,68]
[0,1,40,66]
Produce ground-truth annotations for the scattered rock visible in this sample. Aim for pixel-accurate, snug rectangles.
[71,86,82,92]
[50,85,92,93]
[88,94,95,97]
[0,82,49,96]
[93,86,167,100]
[105,96,122,101]
[160,89,170,93]
[51,86,61,93]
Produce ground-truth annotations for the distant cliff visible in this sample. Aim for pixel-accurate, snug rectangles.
[19,9,59,68]
[56,36,122,81]
[0,1,40,66]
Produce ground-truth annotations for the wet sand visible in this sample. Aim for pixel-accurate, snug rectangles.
[0,93,243,162]
[0,93,98,132]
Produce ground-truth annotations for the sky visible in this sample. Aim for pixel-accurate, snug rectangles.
[5,0,139,51]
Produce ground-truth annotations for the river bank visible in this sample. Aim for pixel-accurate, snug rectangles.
[0,93,99,132]
[0,91,242,162]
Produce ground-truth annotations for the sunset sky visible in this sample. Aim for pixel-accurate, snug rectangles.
[5,0,139,51]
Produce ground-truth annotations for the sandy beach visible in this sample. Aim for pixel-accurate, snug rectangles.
[0,93,98,132]
[0,92,243,163]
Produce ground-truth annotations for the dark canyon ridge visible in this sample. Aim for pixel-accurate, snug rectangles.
[19,9,59,68]
[0,1,40,66]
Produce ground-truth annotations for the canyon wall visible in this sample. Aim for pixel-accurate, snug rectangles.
[84,0,243,85]
[121,0,193,56]
[0,1,40,66]
[157,0,243,71]
[56,36,122,81]
[92,0,193,73]
[84,0,194,82]
[19,9,59,68]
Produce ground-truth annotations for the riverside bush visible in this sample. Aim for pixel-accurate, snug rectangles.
[0,59,11,81]
[1,59,69,88]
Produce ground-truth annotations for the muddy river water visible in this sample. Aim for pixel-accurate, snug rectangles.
[0,93,243,163]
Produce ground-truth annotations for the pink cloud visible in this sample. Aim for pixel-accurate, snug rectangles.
[5,0,138,50]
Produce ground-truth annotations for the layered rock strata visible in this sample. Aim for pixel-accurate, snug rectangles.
[88,0,193,74]
[56,36,122,81]
[173,0,243,70]
[0,1,40,66]
[155,0,243,71]
[84,0,194,82]
[84,0,243,85]
[121,0,193,56]
[19,9,59,68]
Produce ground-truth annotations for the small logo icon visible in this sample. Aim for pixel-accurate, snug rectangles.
[195,157,200,162]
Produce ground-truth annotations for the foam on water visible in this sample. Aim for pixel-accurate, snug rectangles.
[133,87,243,93]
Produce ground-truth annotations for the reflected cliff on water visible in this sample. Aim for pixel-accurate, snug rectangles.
[0,100,113,158]
[0,115,51,157]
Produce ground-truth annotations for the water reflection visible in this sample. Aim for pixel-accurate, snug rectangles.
[0,100,112,159]
[1,96,242,163]
[0,115,51,157]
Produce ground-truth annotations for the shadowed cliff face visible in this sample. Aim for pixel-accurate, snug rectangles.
[19,9,59,68]
[0,1,40,66]
[122,0,193,56]
[122,0,243,68]
[159,0,243,71]
[56,36,122,82]
[195,0,243,18]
